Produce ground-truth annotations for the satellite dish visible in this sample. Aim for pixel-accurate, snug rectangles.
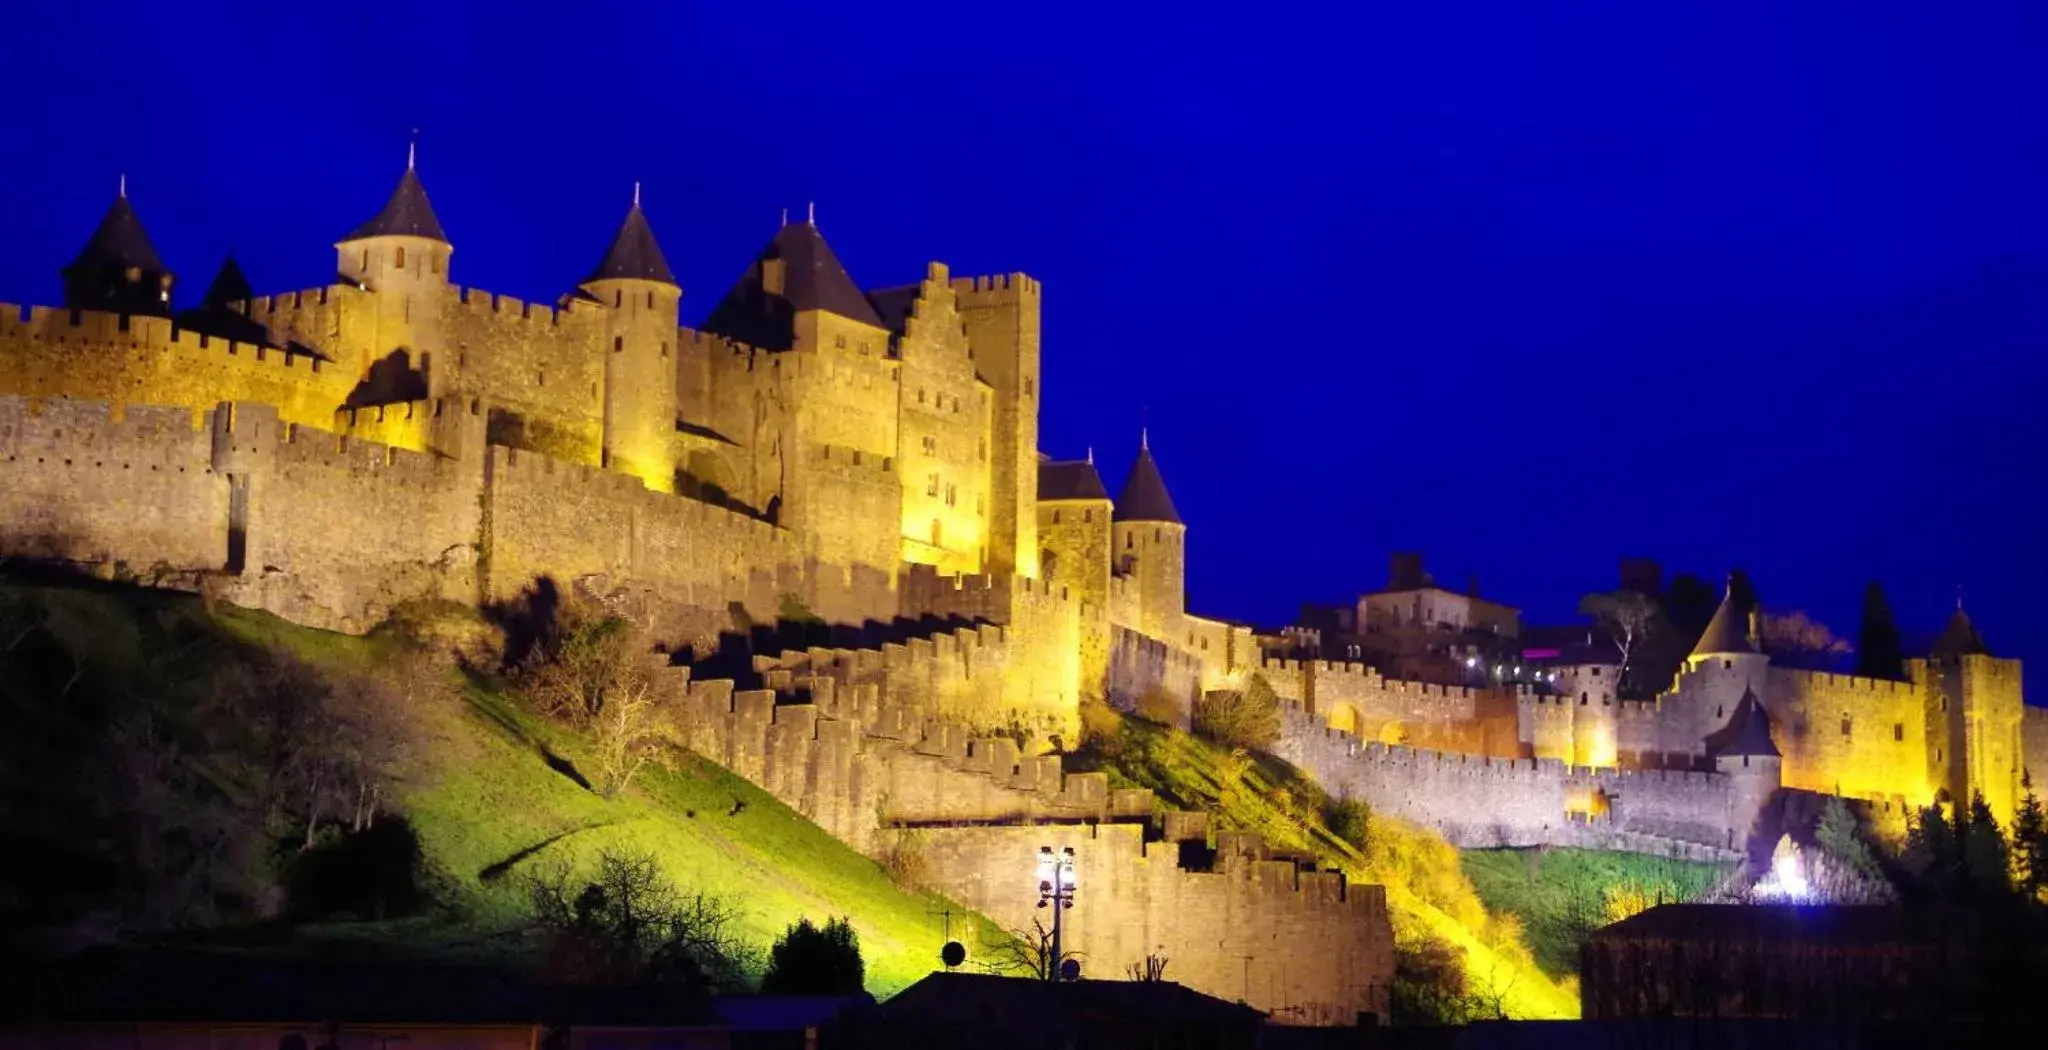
[1059,958,1082,982]
[941,941,966,968]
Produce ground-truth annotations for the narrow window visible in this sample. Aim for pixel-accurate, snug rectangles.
[646,290,654,309]
[1581,692,1589,705]
[1024,378,1035,396]
[1053,510,1062,525]
[835,335,847,349]
[431,253,441,275]
[919,388,926,404]
[1841,716,1852,738]
[931,520,942,546]
[1894,723,1904,742]
[614,336,624,354]
[926,474,938,497]
[1125,533,1134,550]
[1592,667,1602,677]
[1723,660,1732,669]
[394,246,407,269]
[1083,509,1092,523]
[536,370,545,386]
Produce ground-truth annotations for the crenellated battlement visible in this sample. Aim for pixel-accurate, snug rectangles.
[0,302,333,374]
[949,272,1042,305]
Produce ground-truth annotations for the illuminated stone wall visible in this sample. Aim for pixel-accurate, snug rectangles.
[951,273,1039,579]
[1105,625,1201,729]
[0,305,356,434]
[901,821,1393,1025]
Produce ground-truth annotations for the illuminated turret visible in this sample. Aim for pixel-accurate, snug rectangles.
[1113,432,1185,640]
[62,178,174,317]
[580,184,682,492]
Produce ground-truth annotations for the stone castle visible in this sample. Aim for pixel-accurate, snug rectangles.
[0,159,2038,1020]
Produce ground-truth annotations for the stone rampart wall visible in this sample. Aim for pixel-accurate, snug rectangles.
[899,822,1392,1025]
[1105,625,1200,729]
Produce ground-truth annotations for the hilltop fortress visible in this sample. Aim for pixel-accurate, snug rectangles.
[0,159,2040,1016]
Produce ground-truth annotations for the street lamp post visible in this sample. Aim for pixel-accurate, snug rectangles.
[1036,845,1076,981]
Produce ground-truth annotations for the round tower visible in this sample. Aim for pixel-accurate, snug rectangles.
[579,185,682,492]
[1682,579,1772,754]
[1038,454,1116,697]
[1711,687,1783,857]
[1112,432,1185,641]
[335,147,453,378]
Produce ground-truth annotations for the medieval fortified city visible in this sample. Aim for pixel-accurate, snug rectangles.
[2,148,2043,1041]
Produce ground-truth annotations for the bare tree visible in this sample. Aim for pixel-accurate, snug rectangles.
[982,917,1081,981]
[1578,590,1660,690]
[528,849,754,990]
[521,613,676,798]
[1757,609,1853,659]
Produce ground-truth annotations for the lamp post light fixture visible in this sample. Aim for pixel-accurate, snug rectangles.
[1036,845,1076,981]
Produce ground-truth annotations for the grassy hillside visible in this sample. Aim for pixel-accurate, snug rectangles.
[0,575,994,995]
[1070,705,1581,1021]
[1460,847,1735,978]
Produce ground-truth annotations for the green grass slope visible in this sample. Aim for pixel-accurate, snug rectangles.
[1,576,993,995]
[1460,847,1734,979]
[1070,706,1581,1021]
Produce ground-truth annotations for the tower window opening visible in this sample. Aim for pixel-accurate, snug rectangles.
[646,290,654,309]
[1724,660,1732,669]
[1083,509,1092,523]
[1053,510,1062,525]
[1841,716,1852,738]
[614,337,624,354]
[926,474,938,497]
[835,335,846,349]
[394,246,406,269]
[1894,723,1905,742]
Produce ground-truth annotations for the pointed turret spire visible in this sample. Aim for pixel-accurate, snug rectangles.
[807,201,816,226]
[62,183,173,315]
[583,185,677,286]
[1711,687,1780,758]
[700,218,884,350]
[344,151,448,243]
[1931,602,1991,659]
[201,255,254,310]
[1114,436,1182,524]
[1691,576,1759,658]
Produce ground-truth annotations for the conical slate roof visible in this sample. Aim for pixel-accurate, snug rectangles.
[1114,443,1182,524]
[345,166,447,243]
[1931,605,1991,659]
[1039,461,1110,502]
[1713,687,1780,758]
[700,219,882,350]
[584,198,675,286]
[1691,584,1756,657]
[65,193,166,277]
[202,256,254,309]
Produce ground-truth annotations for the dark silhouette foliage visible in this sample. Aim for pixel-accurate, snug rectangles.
[760,916,865,995]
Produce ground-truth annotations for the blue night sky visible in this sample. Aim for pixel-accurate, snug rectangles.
[1,2,2042,695]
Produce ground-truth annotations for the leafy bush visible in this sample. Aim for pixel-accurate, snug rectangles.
[284,818,424,920]
[1326,797,1372,851]
[761,916,864,995]
[1190,674,1281,753]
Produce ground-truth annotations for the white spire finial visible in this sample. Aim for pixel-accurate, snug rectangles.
[1086,446,1094,465]
[780,207,788,228]
[633,181,641,207]
[807,201,815,226]
[408,128,418,170]
[118,173,126,199]
[1140,426,1149,452]
[1957,585,1965,611]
